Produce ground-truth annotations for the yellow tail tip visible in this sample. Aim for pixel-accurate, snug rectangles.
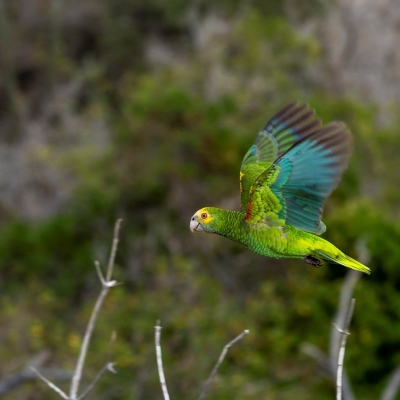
[314,250,371,274]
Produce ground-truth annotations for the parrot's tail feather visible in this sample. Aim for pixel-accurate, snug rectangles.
[314,250,371,275]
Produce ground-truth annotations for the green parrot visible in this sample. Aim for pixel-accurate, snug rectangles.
[190,102,370,274]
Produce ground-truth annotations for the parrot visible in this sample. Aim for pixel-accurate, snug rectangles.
[190,102,370,274]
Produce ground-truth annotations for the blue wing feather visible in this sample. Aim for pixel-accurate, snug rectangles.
[270,123,352,234]
[241,102,321,167]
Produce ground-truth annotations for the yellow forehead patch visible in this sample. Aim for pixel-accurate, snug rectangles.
[198,208,213,224]
[240,171,244,180]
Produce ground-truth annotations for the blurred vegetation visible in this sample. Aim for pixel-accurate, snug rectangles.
[0,0,400,399]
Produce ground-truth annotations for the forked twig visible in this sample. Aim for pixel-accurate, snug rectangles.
[302,268,359,400]
[33,219,123,399]
[198,330,249,400]
[333,298,356,400]
[77,331,118,400]
[330,270,360,363]
[77,362,117,400]
[155,321,170,400]
[69,219,122,398]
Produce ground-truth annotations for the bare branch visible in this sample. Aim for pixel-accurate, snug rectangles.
[0,351,51,395]
[77,363,116,400]
[69,287,109,397]
[94,261,119,288]
[334,298,356,400]
[155,321,170,400]
[31,220,122,399]
[330,270,360,362]
[69,218,122,398]
[198,330,249,400]
[381,365,400,400]
[302,267,362,400]
[330,239,369,365]
[300,342,355,399]
[30,367,69,399]
[106,219,123,281]
[77,331,118,400]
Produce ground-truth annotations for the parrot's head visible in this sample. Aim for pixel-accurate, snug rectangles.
[190,207,218,233]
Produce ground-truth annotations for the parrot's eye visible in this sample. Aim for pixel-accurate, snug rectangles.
[201,212,208,219]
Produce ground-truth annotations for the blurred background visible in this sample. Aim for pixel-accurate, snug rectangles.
[0,0,400,399]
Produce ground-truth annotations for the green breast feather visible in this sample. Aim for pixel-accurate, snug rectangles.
[190,102,370,274]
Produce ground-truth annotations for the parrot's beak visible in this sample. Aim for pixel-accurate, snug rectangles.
[190,214,203,232]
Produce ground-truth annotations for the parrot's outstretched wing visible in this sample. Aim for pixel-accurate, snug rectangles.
[240,102,321,211]
[244,120,352,234]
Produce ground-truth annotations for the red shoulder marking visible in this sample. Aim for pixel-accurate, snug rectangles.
[245,201,252,221]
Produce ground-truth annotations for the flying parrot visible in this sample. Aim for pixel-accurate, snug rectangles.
[190,102,370,274]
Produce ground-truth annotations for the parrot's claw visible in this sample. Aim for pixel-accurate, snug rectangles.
[303,255,323,268]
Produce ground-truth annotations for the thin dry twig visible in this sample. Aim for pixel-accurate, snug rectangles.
[76,332,118,400]
[301,269,359,400]
[69,218,122,398]
[334,298,356,400]
[330,271,360,362]
[155,321,170,400]
[0,350,53,395]
[331,272,359,400]
[381,365,400,400]
[32,219,122,399]
[300,342,354,398]
[31,367,69,400]
[77,363,117,400]
[106,220,122,281]
[198,330,249,400]
[330,239,369,366]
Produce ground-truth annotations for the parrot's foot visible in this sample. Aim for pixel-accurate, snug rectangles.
[303,255,323,268]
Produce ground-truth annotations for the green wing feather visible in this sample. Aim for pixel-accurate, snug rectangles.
[244,164,286,226]
[242,103,352,234]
